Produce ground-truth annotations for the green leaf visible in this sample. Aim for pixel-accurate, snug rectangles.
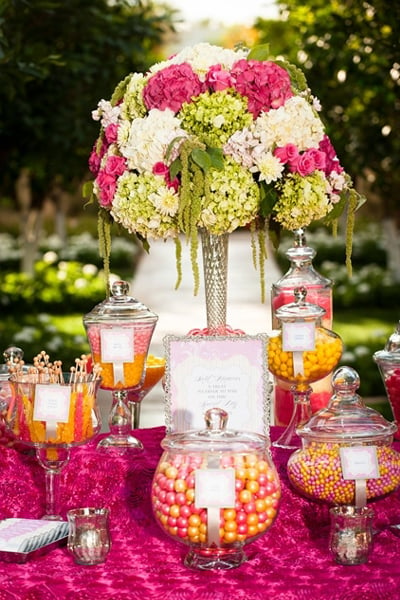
[191,148,211,171]
[274,59,309,93]
[259,183,278,217]
[82,180,94,203]
[207,147,224,170]
[247,44,271,61]
[169,157,182,180]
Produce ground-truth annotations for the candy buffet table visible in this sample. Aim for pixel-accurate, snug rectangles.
[1,426,400,600]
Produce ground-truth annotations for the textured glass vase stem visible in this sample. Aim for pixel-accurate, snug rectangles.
[200,230,228,333]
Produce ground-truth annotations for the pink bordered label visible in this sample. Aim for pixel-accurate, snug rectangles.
[195,468,236,508]
[340,446,380,480]
[33,384,71,423]
[100,327,134,362]
[282,322,315,352]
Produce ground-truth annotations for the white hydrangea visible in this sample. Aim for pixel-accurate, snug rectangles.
[119,109,188,173]
[151,42,247,81]
[254,96,325,151]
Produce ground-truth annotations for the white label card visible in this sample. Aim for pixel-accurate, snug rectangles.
[340,446,380,480]
[33,384,71,423]
[195,468,236,508]
[282,322,316,352]
[100,327,135,362]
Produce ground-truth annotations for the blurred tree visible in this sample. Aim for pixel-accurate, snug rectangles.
[255,0,400,277]
[0,0,176,272]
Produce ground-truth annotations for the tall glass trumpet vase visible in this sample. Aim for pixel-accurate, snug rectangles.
[7,371,102,520]
[200,229,229,334]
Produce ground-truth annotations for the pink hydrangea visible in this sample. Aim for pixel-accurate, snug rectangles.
[143,63,204,113]
[231,59,293,118]
[319,135,344,175]
[205,64,234,91]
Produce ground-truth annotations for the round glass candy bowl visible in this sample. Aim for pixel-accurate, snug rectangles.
[83,280,158,450]
[287,366,400,505]
[151,408,281,570]
[7,366,102,520]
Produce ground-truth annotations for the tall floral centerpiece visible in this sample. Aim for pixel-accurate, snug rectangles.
[85,43,363,331]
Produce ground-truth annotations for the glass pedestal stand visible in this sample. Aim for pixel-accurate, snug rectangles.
[36,446,70,521]
[97,390,143,451]
[273,385,312,449]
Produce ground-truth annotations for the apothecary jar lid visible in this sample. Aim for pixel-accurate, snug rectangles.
[162,407,269,454]
[274,286,325,323]
[297,366,397,444]
[83,280,158,324]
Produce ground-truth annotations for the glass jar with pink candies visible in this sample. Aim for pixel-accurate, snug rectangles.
[151,408,281,570]
[287,366,400,505]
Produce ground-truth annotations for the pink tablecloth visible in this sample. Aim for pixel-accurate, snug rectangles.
[0,426,400,600]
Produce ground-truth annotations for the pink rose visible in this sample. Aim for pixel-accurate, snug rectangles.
[95,170,117,207]
[152,161,180,191]
[289,151,316,176]
[143,63,204,113]
[104,155,126,177]
[231,59,293,118]
[306,148,326,171]
[274,144,299,164]
[88,140,107,175]
[153,162,169,177]
[105,123,118,144]
[205,65,234,91]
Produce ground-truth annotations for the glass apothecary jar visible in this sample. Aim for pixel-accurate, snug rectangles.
[287,367,400,505]
[268,287,343,448]
[373,321,400,440]
[151,408,281,570]
[271,229,334,425]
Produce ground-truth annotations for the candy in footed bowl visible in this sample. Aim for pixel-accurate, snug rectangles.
[151,408,281,570]
[6,353,102,520]
[287,366,400,505]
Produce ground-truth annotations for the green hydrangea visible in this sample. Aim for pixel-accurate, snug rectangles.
[199,157,260,234]
[119,73,147,120]
[180,90,252,148]
[111,172,179,239]
[273,171,330,230]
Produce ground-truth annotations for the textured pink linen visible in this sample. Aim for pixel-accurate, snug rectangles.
[0,427,399,599]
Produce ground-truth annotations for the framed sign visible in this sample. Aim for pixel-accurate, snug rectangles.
[163,334,271,437]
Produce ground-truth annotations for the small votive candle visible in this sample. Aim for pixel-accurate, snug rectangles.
[67,507,111,566]
[329,505,374,565]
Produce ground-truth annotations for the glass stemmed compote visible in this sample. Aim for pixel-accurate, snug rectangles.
[127,354,166,430]
[84,280,158,451]
[6,355,102,520]
[268,288,343,449]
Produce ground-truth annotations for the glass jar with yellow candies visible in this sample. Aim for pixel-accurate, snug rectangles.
[287,366,400,505]
[268,287,343,449]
